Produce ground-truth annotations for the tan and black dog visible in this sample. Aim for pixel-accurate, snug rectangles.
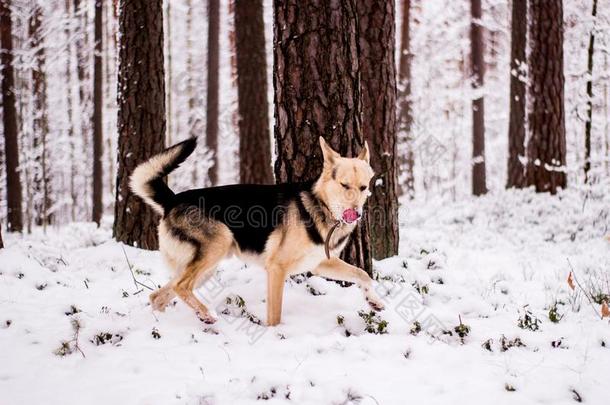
[130,137,384,326]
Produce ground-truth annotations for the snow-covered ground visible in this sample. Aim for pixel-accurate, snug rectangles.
[1,185,609,405]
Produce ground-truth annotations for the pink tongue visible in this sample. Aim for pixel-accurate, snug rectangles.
[342,208,360,224]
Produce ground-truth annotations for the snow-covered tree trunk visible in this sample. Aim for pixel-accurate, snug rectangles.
[235,0,273,185]
[470,0,486,196]
[274,0,372,275]
[356,0,399,260]
[92,0,103,225]
[0,0,23,232]
[506,0,527,189]
[113,0,166,250]
[526,0,566,194]
[206,0,219,186]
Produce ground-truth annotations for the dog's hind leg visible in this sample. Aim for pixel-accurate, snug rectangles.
[150,284,176,312]
[172,227,233,323]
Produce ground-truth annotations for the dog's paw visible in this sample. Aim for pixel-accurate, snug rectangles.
[366,297,385,312]
[197,312,218,324]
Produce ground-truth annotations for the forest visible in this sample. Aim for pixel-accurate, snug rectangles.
[1,1,609,404]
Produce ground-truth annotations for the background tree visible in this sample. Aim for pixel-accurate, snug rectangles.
[526,0,566,194]
[397,0,415,199]
[113,0,166,249]
[0,225,3,249]
[274,0,372,274]
[235,0,273,185]
[506,0,527,189]
[356,0,399,260]
[0,0,23,232]
[206,0,219,186]
[29,3,52,228]
[584,0,598,183]
[470,0,486,196]
[92,0,103,225]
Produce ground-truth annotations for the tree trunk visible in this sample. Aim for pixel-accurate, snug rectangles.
[506,0,527,189]
[0,0,23,232]
[397,0,415,199]
[470,0,486,196]
[356,0,399,260]
[206,0,219,186]
[235,0,273,185]
[526,0,566,194]
[29,5,52,228]
[0,225,3,249]
[584,0,598,184]
[113,0,166,250]
[92,0,103,225]
[274,0,372,275]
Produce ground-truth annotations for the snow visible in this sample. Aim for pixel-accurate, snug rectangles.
[1,185,609,404]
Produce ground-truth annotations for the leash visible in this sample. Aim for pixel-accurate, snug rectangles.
[324,220,342,259]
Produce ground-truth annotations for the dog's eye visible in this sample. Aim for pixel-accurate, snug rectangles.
[359,186,367,192]
[341,183,350,190]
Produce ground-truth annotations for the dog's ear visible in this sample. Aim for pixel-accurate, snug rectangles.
[319,137,340,166]
[357,141,370,164]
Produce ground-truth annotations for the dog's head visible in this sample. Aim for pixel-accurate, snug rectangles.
[315,137,374,223]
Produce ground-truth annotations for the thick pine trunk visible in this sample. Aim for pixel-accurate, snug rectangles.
[526,0,566,194]
[506,0,527,189]
[206,0,219,186]
[29,5,52,228]
[356,0,399,260]
[235,0,273,185]
[584,0,598,183]
[274,0,372,275]
[92,0,103,225]
[397,0,415,199]
[113,0,166,250]
[470,0,486,196]
[0,0,23,232]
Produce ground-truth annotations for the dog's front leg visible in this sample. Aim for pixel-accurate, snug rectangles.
[266,264,286,326]
[312,257,385,311]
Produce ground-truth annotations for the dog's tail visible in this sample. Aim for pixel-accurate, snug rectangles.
[130,137,197,215]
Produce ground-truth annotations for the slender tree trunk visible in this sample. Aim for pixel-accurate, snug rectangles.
[526,0,566,194]
[356,0,399,260]
[29,4,52,228]
[206,0,219,186]
[0,225,3,248]
[92,0,103,225]
[506,0,527,189]
[235,0,273,184]
[0,0,23,232]
[164,0,172,146]
[470,0,486,196]
[398,0,415,199]
[274,0,372,275]
[584,0,598,184]
[113,0,166,249]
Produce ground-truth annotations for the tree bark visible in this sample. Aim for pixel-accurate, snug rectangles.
[206,0,219,186]
[397,0,415,199]
[235,0,273,185]
[506,0,527,189]
[0,225,3,249]
[113,0,166,249]
[0,0,23,232]
[584,0,598,184]
[526,0,566,194]
[356,0,399,260]
[274,0,372,275]
[470,0,486,196]
[92,0,103,225]
[29,5,52,228]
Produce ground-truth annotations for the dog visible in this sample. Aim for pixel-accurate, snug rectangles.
[130,136,384,326]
